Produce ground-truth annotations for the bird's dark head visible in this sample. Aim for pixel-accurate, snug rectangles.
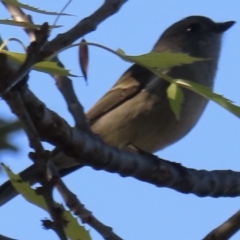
[153,16,235,59]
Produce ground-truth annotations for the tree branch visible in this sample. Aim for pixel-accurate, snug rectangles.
[49,163,122,240]
[17,83,240,198]
[45,0,127,55]
[204,209,240,240]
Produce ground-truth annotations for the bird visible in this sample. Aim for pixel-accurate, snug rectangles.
[87,16,235,152]
[0,16,235,206]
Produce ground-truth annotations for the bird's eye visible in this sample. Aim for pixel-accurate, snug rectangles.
[186,23,201,32]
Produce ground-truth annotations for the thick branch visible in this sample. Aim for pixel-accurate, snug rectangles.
[0,234,16,240]
[12,84,240,197]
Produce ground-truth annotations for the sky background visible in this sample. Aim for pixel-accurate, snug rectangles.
[0,0,240,239]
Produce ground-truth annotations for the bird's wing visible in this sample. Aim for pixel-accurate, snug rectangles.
[86,64,155,124]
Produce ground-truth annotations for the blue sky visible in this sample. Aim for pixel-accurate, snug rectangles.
[0,0,240,239]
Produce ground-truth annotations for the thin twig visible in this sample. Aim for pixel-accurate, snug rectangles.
[48,163,123,240]
[44,0,127,55]
[53,74,91,132]
[204,210,240,240]
[29,152,68,240]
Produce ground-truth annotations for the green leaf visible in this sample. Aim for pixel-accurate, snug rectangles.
[0,50,26,64]
[35,61,77,77]
[2,165,91,240]
[122,52,204,68]
[2,0,72,16]
[175,79,240,118]
[2,164,48,211]
[0,50,76,76]
[167,83,184,119]
[64,211,91,240]
[0,19,61,29]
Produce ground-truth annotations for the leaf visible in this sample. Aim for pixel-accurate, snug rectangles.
[0,50,77,76]
[2,164,48,211]
[0,19,61,29]
[79,39,89,81]
[64,211,91,240]
[2,0,72,16]
[122,52,204,68]
[35,61,77,77]
[2,165,91,240]
[175,79,240,118]
[167,83,184,120]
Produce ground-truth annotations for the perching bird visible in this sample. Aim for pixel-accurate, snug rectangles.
[0,16,235,205]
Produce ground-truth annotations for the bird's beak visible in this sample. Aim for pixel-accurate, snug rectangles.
[213,21,236,33]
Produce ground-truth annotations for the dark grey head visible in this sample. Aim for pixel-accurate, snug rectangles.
[153,16,235,59]
[152,16,235,87]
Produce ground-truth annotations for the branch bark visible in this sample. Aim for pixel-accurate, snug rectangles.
[204,210,240,240]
